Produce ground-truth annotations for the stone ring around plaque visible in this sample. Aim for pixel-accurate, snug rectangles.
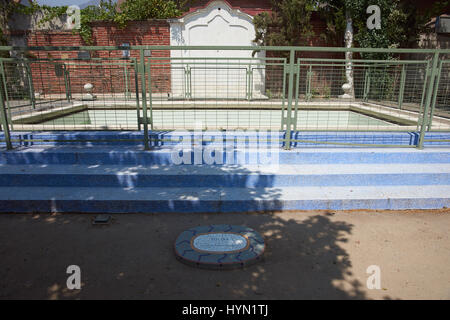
[174,224,265,270]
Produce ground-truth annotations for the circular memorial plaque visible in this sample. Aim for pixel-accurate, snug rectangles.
[174,225,265,269]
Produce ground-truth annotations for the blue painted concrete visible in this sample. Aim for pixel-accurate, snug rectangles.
[0,197,448,213]
[1,131,450,148]
[0,131,449,212]
[1,146,450,165]
[0,171,448,188]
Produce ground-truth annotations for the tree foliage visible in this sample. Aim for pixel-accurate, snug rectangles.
[1,0,190,45]
[0,0,13,47]
[318,0,449,56]
[1,0,67,57]
[116,0,181,23]
[253,0,316,46]
[254,0,449,54]
[79,0,187,44]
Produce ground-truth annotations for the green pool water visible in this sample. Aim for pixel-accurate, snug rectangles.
[42,109,397,129]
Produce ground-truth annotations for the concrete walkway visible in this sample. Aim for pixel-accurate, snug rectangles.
[0,210,448,300]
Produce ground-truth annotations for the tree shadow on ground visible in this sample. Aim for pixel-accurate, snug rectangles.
[164,212,367,299]
[0,211,378,299]
[0,131,378,299]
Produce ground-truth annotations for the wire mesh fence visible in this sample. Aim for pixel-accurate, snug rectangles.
[291,59,431,132]
[0,57,140,131]
[429,60,450,131]
[147,56,286,130]
[0,45,449,149]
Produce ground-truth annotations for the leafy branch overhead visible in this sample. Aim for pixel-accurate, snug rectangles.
[2,0,449,49]
[71,0,189,44]
[324,0,447,53]
[253,0,450,52]
[253,0,316,47]
[2,0,191,44]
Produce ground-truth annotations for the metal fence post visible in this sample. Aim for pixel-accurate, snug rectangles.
[139,49,150,150]
[246,64,250,100]
[0,60,12,128]
[184,64,192,99]
[184,65,188,98]
[418,51,440,149]
[66,65,72,101]
[147,58,154,131]
[63,64,71,102]
[363,68,370,102]
[250,65,254,100]
[427,59,443,131]
[25,61,36,110]
[398,64,406,110]
[293,60,300,132]
[284,49,296,150]
[133,59,141,131]
[280,60,287,130]
[418,60,431,131]
[124,61,130,100]
[0,82,12,150]
[306,64,312,101]
[246,63,253,100]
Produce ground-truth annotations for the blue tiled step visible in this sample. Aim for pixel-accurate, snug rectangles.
[0,185,448,213]
[1,146,449,165]
[0,164,449,188]
[1,131,450,148]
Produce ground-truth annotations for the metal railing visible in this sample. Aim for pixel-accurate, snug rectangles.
[0,45,449,150]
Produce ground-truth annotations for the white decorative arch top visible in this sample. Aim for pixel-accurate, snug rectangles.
[168,1,265,99]
[169,0,256,57]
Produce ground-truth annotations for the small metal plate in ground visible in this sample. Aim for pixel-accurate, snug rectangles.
[174,225,265,270]
[92,214,111,225]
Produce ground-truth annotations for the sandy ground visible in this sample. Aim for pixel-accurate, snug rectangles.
[0,209,449,300]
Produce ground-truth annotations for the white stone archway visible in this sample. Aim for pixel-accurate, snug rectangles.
[168,0,265,99]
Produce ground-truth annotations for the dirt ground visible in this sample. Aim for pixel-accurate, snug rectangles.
[0,209,449,300]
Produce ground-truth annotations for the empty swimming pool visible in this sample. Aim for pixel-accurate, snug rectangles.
[38,109,400,130]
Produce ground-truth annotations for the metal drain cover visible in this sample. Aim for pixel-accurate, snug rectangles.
[174,225,265,269]
[92,214,111,225]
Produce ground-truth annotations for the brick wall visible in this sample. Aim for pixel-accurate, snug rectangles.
[26,20,171,95]
[22,6,341,97]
